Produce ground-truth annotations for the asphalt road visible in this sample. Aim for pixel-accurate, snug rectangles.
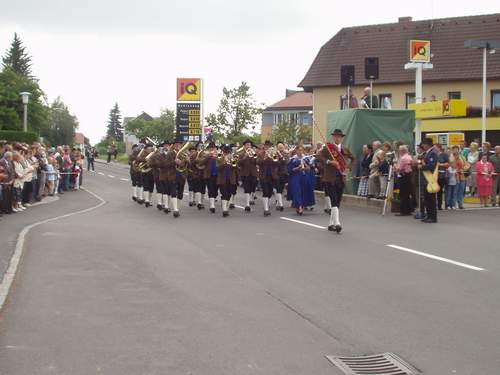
[0,161,499,374]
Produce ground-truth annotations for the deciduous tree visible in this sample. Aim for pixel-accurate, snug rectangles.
[205,82,263,139]
[125,108,176,143]
[43,97,78,146]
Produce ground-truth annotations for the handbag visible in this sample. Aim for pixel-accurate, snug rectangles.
[423,164,441,194]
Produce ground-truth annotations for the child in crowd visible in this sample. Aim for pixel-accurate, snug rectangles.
[446,160,458,209]
[46,156,57,196]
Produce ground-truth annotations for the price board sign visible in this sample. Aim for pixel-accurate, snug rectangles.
[176,103,202,142]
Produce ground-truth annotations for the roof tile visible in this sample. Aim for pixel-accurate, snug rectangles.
[299,13,500,89]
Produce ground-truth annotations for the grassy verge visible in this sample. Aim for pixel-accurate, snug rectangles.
[97,154,129,165]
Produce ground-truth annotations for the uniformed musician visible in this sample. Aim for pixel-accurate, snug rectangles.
[217,145,237,217]
[257,140,278,216]
[200,142,219,213]
[128,143,141,203]
[318,129,355,233]
[136,142,155,207]
[238,139,258,212]
[274,142,289,212]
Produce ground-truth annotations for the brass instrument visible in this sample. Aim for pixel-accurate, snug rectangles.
[230,146,245,165]
[176,142,193,173]
[231,155,238,167]
[246,148,257,159]
[194,150,207,170]
[266,147,279,162]
[223,153,237,167]
[234,146,245,158]
[136,147,153,173]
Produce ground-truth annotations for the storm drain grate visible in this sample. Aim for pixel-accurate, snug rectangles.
[326,352,420,375]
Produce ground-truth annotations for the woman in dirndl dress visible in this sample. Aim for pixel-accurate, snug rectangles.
[357,144,372,196]
[287,145,315,215]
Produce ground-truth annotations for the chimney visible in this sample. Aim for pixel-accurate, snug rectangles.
[398,16,412,23]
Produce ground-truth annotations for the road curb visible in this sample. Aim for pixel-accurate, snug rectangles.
[0,188,106,312]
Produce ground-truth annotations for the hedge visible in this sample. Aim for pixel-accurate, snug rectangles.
[0,130,40,144]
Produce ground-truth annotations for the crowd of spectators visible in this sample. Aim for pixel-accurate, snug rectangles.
[355,139,500,213]
[0,141,85,216]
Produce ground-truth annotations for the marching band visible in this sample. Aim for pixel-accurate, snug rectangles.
[128,130,355,233]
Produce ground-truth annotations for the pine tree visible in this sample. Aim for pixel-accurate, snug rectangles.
[2,33,32,76]
[106,103,123,141]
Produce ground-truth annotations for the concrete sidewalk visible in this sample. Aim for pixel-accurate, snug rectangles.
[0,191,99,288]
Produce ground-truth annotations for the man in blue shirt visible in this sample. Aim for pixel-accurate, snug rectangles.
[419,138,439,223]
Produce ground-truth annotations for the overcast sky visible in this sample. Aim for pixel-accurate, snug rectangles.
[1,0,499,143]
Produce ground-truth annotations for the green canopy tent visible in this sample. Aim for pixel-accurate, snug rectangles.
[326,109,415,194]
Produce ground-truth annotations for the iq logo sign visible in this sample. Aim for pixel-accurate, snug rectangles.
[177,78,202,101]
[410,40,431,63]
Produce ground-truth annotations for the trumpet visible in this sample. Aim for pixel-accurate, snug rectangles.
[246,148,257,159]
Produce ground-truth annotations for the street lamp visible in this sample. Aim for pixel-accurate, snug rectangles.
[464,40,500,144]
[19,91,31,132]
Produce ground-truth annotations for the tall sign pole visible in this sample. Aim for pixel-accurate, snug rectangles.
[405,40,433,149]
[482,47,487,144]
[176,78,203,143]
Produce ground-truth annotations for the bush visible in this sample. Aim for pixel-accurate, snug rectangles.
[0,130,39,144]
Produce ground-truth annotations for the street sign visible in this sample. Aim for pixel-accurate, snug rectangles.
[408,99,467,119]
[177,78,202,101]
[409,40,431,62]
[176,103,202,142]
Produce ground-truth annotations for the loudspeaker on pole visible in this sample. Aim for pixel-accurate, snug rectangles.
[364,57,379,80]
[340,65,355,86]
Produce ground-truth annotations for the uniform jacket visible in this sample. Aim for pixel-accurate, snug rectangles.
[277,156,289,178]
[156,150,177,182]
[318,144,353,183]
[422,147,438,172]
[197,152,218,180]
[216,156,237,185]
[190,152,205,180]
[238,152,257,177]
[256,153,279,181]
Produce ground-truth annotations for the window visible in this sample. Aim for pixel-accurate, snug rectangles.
[405,93,416,108]
[448,91,461,100]
[492,90,500,110]
[379,94,392,109]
